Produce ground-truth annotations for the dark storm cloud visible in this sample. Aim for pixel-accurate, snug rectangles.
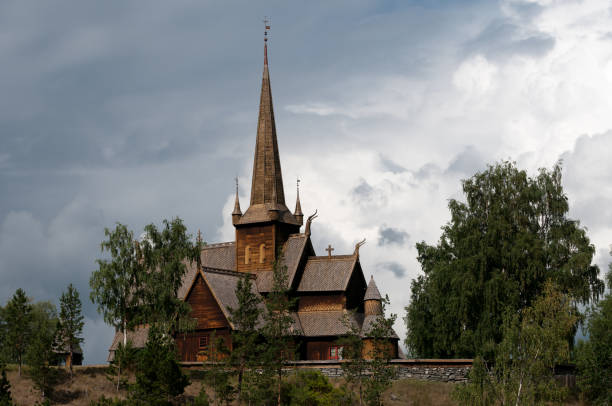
[0,0,507,363]
[465,18,555,60]
[378,226,409,246]
[377,261,407,278]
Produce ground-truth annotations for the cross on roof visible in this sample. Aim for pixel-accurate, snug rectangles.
[325,244,334,258]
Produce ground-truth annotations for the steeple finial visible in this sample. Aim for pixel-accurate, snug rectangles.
[264,17,270,65]
[294,178,303,225]
[232,177,242,224]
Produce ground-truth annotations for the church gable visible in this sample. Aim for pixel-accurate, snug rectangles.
[185,273,229,330]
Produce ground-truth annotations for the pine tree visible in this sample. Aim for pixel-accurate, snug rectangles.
[26,325,57,401]
[57,284,84,376]
[363,297,397,406]
[227,273,263,403]
[338,312,368,406]
[4,289,33,376]
[260,258,295,406]
[130,325,189,405]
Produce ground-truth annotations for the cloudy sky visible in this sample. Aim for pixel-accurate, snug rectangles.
[2,0,612,364]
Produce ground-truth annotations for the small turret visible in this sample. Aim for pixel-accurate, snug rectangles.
[294,179,303,225]
[364,275,382,316]
[232,178,242,225]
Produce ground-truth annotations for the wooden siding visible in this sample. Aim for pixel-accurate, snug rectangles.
[298,295,344,312]
[362,338,399,360]
[305,339,343,361]
[186,274,229,330]
[175,329,231,362]
[345,263,367,312]
[235,225,275,272]
[364,300,382,316]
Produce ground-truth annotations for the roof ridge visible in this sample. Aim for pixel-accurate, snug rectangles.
[202,267,255,278]
[308,255,355,260]
[201,242,235,249]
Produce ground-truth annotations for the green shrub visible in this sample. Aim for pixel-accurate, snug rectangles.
[281,370,350,406]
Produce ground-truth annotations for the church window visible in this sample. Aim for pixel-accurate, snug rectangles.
[329,346,343,360]
[245,245,251,264]
[259,243,266,263]
[199,336,209,349]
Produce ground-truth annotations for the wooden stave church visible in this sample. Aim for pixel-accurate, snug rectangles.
[108,41,399,363]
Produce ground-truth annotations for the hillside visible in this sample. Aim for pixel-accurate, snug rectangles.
[5,365,585,405]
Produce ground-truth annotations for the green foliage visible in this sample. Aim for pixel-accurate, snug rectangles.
[453,282,577,405]
[576,265,612,404]
[338,311,367,406]
[191,388,212,406]
[227,273,263,402]
[240,370,275,406]
[0,362,13,406]
[200,331,234,406]
[260,258,296,406]
[57,283,84,374]
[405,162,603,358]
[26,322,57,400]
[363,297,397,406]
[339,297,397,406]
[281,370,350,406]
[106,340,138,389]
[89,396,129,406]
[129,325,189,405]
[4,289,33,376]
[139,218,199,334]
[90,223,143,345]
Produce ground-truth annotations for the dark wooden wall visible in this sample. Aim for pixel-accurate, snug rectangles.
[186,274,228,330]
[175,329,231,362]
[345,263,366,313]
[305,339,342,360]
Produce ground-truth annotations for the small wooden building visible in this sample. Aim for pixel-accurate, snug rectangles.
[107,40,399,363]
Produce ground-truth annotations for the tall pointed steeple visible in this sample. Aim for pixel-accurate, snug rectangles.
[294,179,303,225]
[237,28,300,227]
[232,177,242,224]
[250,40,285,207]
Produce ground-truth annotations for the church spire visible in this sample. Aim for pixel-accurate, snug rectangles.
[232,177,242,224]
[294,179,303,225]
[249,23,285,208]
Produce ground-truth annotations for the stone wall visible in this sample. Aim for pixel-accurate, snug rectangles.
[191,359,474,383]
[182,359,473,383]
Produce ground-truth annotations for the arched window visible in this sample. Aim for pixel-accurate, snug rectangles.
[245,245,251,264]
[259,243,266,263]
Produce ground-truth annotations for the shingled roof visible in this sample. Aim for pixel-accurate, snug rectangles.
[256,234,311,292]
[297,255,358,292]
[202,268,266,329]
[200,242,236,270]
[297,311,362,337]
[364,276,382,301]
[360,315,399,339]
[107,325,150,361]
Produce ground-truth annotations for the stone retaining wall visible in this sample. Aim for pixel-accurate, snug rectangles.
[182,359,474,383]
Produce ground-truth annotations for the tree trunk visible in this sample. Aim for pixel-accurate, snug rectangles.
[237,366,243,404]
[277,368,282,406]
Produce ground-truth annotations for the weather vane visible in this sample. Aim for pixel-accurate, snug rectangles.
[264,17,270,42]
